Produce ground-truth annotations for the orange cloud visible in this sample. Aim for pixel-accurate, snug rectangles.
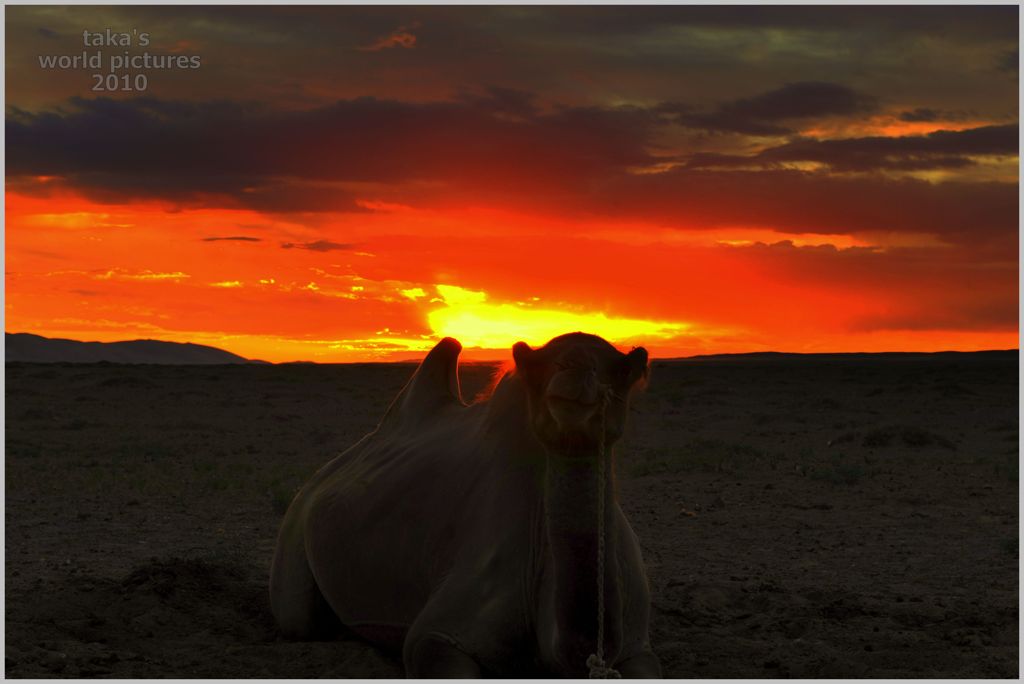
[801,113,997,140]
[357,23,418,51]
[94,269,191,282]
[5,186,1016,363]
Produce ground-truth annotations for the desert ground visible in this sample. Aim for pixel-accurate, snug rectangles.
[5,352,1019,677]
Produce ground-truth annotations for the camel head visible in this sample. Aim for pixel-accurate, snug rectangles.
[512,332,648,457]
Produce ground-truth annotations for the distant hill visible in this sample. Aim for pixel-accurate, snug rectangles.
[5,333,264,365]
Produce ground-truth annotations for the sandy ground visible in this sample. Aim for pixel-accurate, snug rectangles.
[5,353,1018,677]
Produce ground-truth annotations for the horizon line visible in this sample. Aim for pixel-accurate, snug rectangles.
[5,330,1019,365]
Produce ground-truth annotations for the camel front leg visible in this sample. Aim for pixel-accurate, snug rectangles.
[404,632,482,678]
[615,648,662,678]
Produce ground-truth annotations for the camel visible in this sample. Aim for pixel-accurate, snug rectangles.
[270,332,661,677]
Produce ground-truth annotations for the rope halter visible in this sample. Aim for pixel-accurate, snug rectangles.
[587,386,620,679]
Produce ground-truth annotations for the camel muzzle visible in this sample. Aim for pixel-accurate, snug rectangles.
[544,369,604,430]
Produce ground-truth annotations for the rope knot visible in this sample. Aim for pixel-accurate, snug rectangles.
[587,654,621,679]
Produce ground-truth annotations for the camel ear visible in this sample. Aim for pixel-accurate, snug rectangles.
[512,341,543,388]
[626,346,649,385]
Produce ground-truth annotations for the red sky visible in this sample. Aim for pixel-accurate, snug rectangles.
[5,7,1019,361]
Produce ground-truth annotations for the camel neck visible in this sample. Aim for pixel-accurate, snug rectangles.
[483,370,623,665]
[543,453,616,534]
[542,450,621,666]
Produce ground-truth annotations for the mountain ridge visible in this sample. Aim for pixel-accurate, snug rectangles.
[5,332,265,365]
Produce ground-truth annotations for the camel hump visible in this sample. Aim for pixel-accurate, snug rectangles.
[380,337,465,430]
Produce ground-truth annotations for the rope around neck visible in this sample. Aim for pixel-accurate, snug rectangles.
[587,389,620,679]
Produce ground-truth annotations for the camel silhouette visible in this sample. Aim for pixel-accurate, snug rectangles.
[270,333,661,677]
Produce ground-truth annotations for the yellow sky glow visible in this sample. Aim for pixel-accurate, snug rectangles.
[427,284,691,349]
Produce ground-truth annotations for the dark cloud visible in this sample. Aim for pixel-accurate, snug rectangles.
[7,86,876,187]
[685,124,1018,172]
[525,6,1019,39]
[663,106,788,136]
[725,82,877,121]
[29,6,1016,43]
[677,82,877,135]
[202,236,263,242]
[5,95,657,209]
[36,27,59,39]
[581,168,1017,250]
[7,5,1017,133]
[854,299,1018,333]
[897,108,967,122]
[456,86,539,118]
[734,241,1018,333]
[5,96,1017,248]
[172,6,1013,45]
[281,240,356,252]
[997,49,1019,75]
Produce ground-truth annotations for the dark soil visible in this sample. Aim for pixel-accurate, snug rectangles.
[5,353,1018,677]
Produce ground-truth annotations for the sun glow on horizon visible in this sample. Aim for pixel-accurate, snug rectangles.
[427,284,695,349]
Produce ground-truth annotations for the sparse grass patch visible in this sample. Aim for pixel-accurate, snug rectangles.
[810,454,866,486]
[627,447,678,477]
[626,438,767,477]
[229,462,255,478]
[111,441,181,463]
[992,453,1019,482]
[158,419,217,432]
[827,431,857,447]
[7,441,44,459]
[192,459,218,474]
[693,387,732,401]
[264,463,315,514]
[128,475,152,495]
[97,375,158,389]
[818,397,845,410]
[662,389,687,405]
[19,408,52,421]
[933,382,977,397]
[269,481,299,515]
[862,424,955,450]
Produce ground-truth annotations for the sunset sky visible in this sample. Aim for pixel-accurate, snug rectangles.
[5,6,1019,362]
